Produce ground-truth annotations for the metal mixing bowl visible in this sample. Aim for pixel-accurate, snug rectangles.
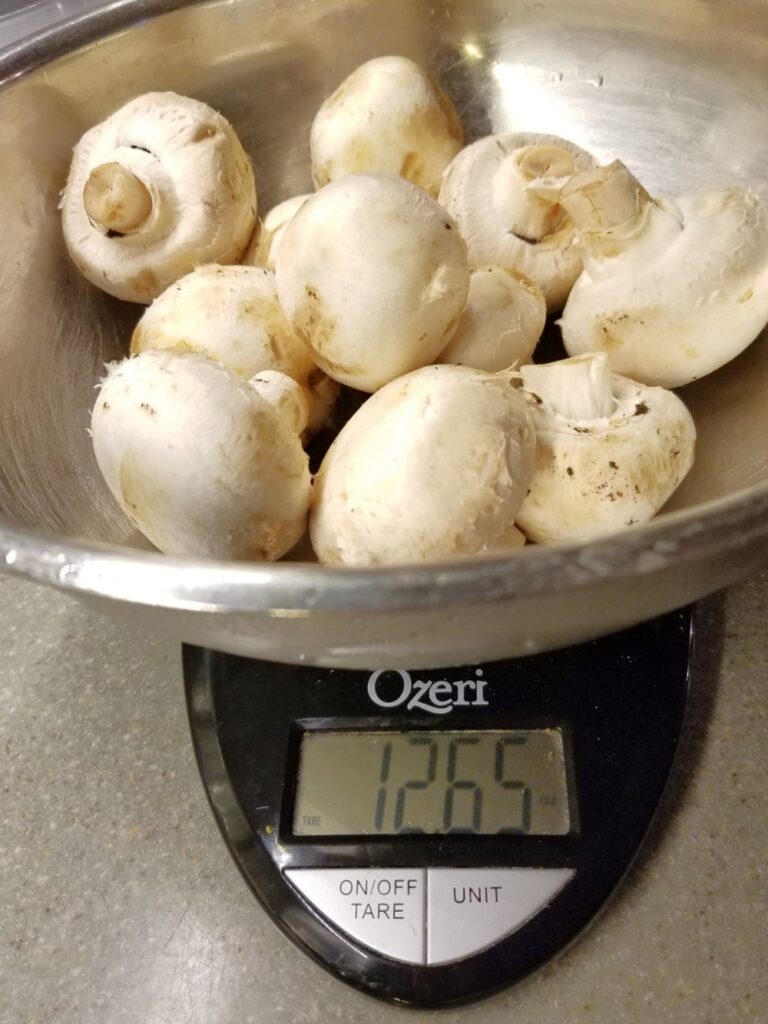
[1,0,767,668]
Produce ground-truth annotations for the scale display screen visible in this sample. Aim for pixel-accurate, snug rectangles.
[293,729,570,836]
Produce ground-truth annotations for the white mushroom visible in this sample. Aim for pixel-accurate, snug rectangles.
[310,55,463,196]
[130,264,338,437]
[60,91,257,303]
[244,193,312,271]
[437,133,598,310]
[439,267,546,371]
[276,173,470,392]
[91,351,311,560]
[249,369,309,435]
[515,353,696,544]
[310,364,535,565]
[555,161,768,387]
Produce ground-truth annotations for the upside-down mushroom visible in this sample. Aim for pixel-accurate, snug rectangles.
[555,161,768,387]
[515,353,696,543]
[310,364,535,565]
[91,351,311,560]
[310,55,463,196]
[60,91,257,303]
[276,173,470,392]
[438,133,597,310]
[130,264,338,437]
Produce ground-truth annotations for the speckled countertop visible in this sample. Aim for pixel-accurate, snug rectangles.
[1,571,766,1024]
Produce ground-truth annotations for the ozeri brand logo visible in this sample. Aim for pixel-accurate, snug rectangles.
[367,668,489,716]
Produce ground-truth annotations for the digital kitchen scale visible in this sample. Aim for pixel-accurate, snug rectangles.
[184,607,692,1008]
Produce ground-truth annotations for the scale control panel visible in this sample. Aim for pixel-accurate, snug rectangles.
[286,866,574,964]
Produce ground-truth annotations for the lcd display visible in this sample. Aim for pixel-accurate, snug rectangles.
[293,730,570,836]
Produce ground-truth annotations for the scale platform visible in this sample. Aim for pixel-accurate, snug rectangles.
[184,608,692,1008]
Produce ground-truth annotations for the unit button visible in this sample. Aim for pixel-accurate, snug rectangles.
[426,868,575,965]
[285,868,426,964]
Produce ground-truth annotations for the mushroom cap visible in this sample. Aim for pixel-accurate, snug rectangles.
[91,350,311,560]
[130,264,338,436]
[515,356,696,543]
[60,91,257,303]
[244,193,312,271]
[310,364,536,566]
[438,133,597,310]
[310,55,463,196]
[439,267,546,372]
[560,188,768,388]
[249,369,310,436]
[276,173,470,392]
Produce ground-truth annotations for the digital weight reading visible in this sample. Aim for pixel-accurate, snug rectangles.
[293,730,570,836]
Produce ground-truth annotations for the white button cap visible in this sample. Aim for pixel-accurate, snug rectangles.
[285,868,426,964]
[427,867,575,964]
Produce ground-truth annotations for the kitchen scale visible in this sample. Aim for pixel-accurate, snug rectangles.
[184,606,693,1008]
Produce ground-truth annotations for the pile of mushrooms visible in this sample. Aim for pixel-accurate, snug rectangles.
[64,57,768,564]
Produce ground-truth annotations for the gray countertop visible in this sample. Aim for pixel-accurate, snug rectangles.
[1,571,767,1024]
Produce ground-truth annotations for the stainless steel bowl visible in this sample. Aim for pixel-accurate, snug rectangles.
[1,0,767,668]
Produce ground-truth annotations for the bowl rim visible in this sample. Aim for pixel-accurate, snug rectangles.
[3,483,768,613]
[1,0,767,615]
[0,0,208,80]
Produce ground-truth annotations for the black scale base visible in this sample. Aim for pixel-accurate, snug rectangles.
[184,607,693,1008]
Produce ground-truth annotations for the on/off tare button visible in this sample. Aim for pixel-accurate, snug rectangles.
[426,868,575,965]
[285,868,426,964]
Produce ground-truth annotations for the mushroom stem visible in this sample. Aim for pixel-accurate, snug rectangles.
[495,145,579,242]
[557,161,652,242]
[518,144,577,183]
[249,370,309,435]
[520,353,614,420]
[83,162,153,234]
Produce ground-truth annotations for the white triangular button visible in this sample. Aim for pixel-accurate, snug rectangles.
[426,868,575,964]
[286,868,426,964]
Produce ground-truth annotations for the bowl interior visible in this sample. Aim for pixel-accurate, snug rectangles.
[1,0,767,554]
